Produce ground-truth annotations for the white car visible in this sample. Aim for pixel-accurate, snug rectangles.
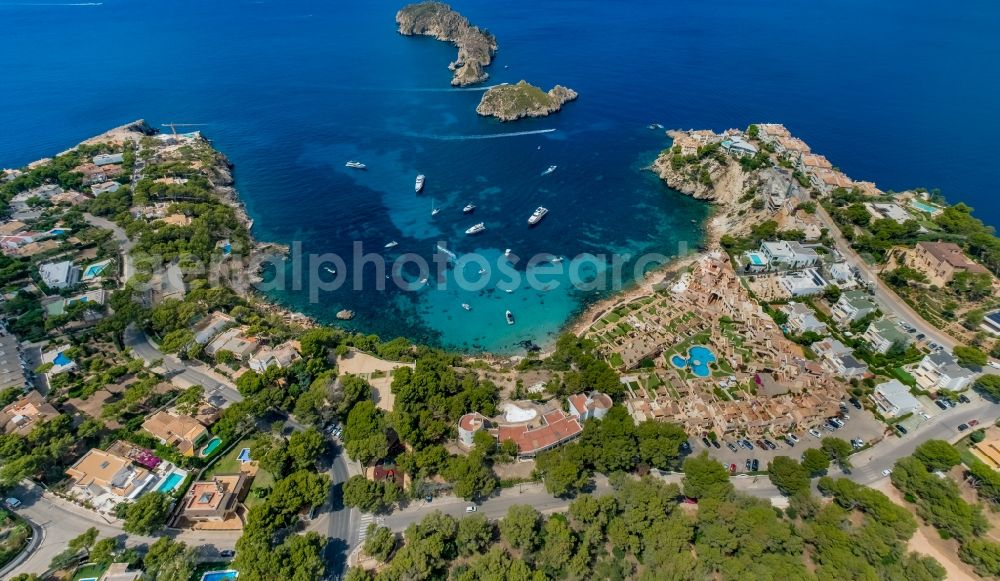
[881,468,892,477]
[466,505,478,513]
[989,361,1000,370]
[809,428,822,438]
[3,497,21,509]
[787,433,800,443]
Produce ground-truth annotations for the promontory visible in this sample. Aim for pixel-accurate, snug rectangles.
[476,80,578,121]
[396,1,497,86]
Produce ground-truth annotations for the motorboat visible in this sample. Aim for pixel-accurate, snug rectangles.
[505,310,515,325]
[477,268,488,275]
[465,223,486,235]
[550,256,564,263]
[463,203,476,214]
[384,241,398,249]
[415,174,425,193]
[504,248,512,258]
[528,206,548,226]
[462,303,472,311]
[323,266,336,275]
[345,161,366,169]
[541,165,557,176]
[431,208,441,216]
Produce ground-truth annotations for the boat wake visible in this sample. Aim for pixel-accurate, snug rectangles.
[404,128,556,141]
[2,1,102,4]
[397,85,498,92]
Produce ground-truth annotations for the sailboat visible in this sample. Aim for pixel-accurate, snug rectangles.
[384,241,398,249]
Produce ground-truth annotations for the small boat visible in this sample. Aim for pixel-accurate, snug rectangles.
[463,203,476,214]
[541,165,557,176]
[419,277,428,284]
[505,310,515,325]
[345,161,366,170]
[477,268,488,275]
[415,174,425,193]
[648,123,664,130]
[462,303,471,311]
[465,222,486,235]
[550,256,564,263]
[323,266,336,275]
[528,206,548,226]
[504,248,512,258]
[504,288,514,294]
[384,241,398,249]
[431,208,441,216]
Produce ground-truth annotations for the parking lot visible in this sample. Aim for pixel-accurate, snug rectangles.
[696,406,886,474]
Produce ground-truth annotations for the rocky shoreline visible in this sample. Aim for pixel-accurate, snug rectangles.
[476,81,578,121]
[396,1,497,86]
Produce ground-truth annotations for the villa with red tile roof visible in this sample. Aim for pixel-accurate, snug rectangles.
[495,410,582,459]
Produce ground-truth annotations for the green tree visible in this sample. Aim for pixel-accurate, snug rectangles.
[342,475,400,513]
[363,524,396,561]
[977,374,1000,399]
[89,537,120,566]
[953,345,988,367]
[767,456,810,496]
[499,504,540,552]
[67,527,99,552]
[287,428,327,472]
[456,514,493,556]
[820,437,854,470]
[681,451,732,499]
[802,448,831,476]
[959,538,1000,578]
[121,492,171,535]
[444,452,497,500]
[913,439,962,472]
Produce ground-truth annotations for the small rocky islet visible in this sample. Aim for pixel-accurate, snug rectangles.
[396,1,577,120]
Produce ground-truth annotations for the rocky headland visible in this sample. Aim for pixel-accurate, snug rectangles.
[396,1,497,86]
[475,81,578,121]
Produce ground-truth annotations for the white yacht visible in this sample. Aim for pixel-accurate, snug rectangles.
[415,174,425,193]
[384,241,398,249]
[463,203,476,214]
[461,303,471,311]
[505,310,515,325]
[465,223,486,235]
[528,206,548,226]
[345,161,366,170]
[504,248,512,258]
[541,165,557,176]
[477,268,488,275]
[550,256,564,263]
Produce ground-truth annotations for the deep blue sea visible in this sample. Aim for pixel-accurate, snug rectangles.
[3,0,998,352]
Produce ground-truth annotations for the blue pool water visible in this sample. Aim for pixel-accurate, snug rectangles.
[201,570,238,581]
[2,0,998,352]
[748,254,765,266]
[84,264,106,278]
[671,345,718,378]
[53,353,72,366]
[201,437,222,456]
[237,448,251,463]
[156,472,184,493]
[910,200,941,214]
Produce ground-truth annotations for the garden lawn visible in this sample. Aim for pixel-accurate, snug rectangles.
[203,437,275,509]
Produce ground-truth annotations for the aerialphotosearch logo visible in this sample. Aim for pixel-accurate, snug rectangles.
[128,240,694,304]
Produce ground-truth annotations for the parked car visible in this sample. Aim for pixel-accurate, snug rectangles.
[915,333,926,340]
[729,463,737,474]
[4,497,21,509]
[990,361,1000,370]
[763,439,777,450]
[783,436,796,447]
[751,459,759,472]
[935,399,949,410]
[220,550,235,558]
[809,428,822,438]
[849,397,862,409]
[970,419,980,427]
[851,439,864,449]
[959,394,971,404]
[787,433,800,443]
[881,468,893,477]
[680,441,692,454]
[711,439,721,449]
[743,439,755,449]
[958,423,969,431]
[896,424,908,435]
[745,459,752,471]
[942,398,955,408]
[756,439,768,449]
[701,437,712,448]
[727,442,738,453]
[466,505,478,513]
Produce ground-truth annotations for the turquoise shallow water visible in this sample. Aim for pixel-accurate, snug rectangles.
[2,0,998,352]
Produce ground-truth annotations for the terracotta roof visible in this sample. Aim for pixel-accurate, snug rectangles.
[496,410,582,455]
[142,411,208,454]
[458,412,487,432]
[917,241,989,273]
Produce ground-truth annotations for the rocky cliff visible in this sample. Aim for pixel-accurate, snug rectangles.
[396,2,497,86]
[476,81,578,121]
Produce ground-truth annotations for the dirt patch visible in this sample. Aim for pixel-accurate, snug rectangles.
[337,350,414,413]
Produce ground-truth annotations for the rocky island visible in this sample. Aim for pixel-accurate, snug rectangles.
[396,1,497,86]
[475,80,578,121]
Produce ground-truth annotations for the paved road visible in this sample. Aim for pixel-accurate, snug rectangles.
[124,324,243,407]
[83,213,134,283]
[816,205,957,350]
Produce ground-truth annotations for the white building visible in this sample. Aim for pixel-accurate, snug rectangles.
[93,153,124,166]
[567,392,613,422]
[831,290,878,324]
[248,341,300,373]
[913,351,976,392]
[457,412,489,447]
[760,240,820,269]
[871,379,922,418]
[781,302,827,335]
[812,338,868,379]
[779,269,828,297]
[39,260,81,289]
[862,318,910,354]
[866,202,913,224]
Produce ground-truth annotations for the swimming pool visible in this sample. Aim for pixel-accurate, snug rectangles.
[747,253,765,266]
[670,345,718,378]
[54,352,72,366]
[83,263,107,278]
[201,437,222,456]
[156,472,184,493]
[201,570,239,581]
[910,200,940,214]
